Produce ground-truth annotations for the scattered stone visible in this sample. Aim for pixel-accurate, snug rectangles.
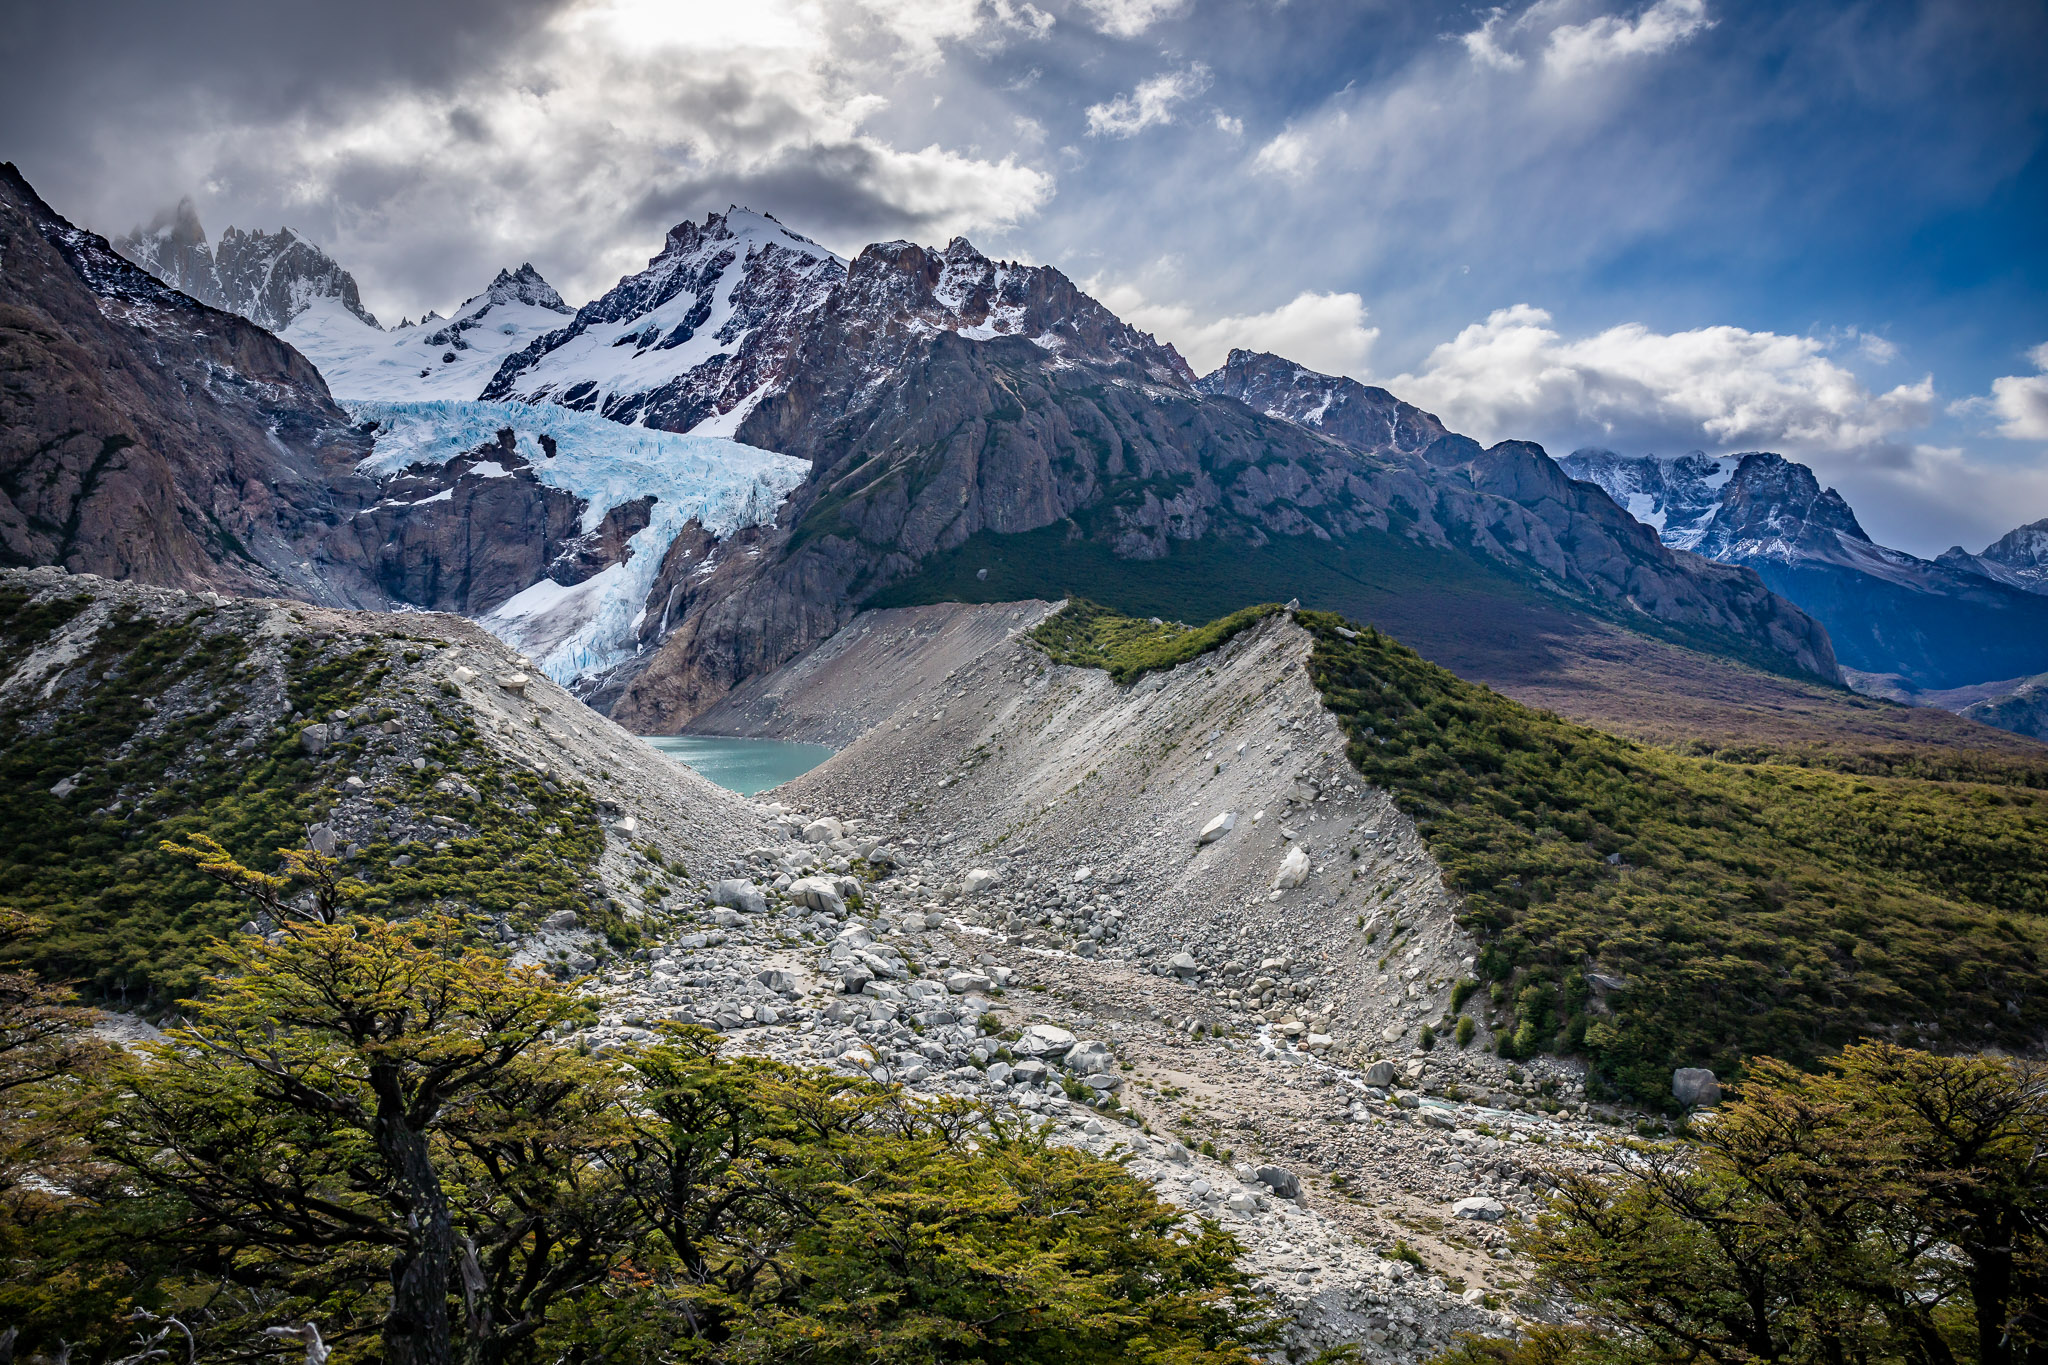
[802,817,846,843]
[498,673,529,695]
[1198,811,1236,844]
[962,867,1003,895]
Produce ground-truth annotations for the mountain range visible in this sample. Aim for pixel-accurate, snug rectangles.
[1560,449,2048,731]
[14,162,2048,755]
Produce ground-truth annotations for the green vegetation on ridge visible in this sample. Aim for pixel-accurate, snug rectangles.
[1029,597,1281,683]
[1026,599,2048,1105]
[0,585,616,1007]
[1296,609,2048,1103]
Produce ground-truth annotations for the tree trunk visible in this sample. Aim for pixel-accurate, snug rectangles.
[376,1114,455,1365]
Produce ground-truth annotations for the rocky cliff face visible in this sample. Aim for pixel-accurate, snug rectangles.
[601,254,1836,729]
[0,163,384,602]
[116,198,380,332]
[481,208,844,432]
[1562,447,2048,690]
[1193,347,1446,458]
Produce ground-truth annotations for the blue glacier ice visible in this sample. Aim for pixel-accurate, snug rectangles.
[347,400,809,688]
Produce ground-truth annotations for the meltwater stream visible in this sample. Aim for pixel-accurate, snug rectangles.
[640,735,834,796]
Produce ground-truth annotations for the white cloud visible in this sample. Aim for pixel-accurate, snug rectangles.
[1389,304,1933,453]
[142,0,1058,316]
[1545,0,1714,76]
[1214,111,1243,137]
[1978,343,2048,440]
[1085,280,1379,377]
[1251,127,1317,178]
[1085,65,1211,137]
[1458,0,1715,78]
[1073,0,1189,37]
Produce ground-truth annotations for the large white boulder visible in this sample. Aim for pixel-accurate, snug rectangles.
[711,879,767,915]
[1272,845,1311,890]
[802,817,846,843]
[786,875,846,915]
[1198,811,1236,844]
[962,867,1003,895]
[1015,1024,1076,1058]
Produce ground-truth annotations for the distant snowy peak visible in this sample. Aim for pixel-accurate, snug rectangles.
[116,199,378,332]
[480,206,846,434]
[477,262,569,313]
[839,235,1196,385]
[283,262,575,403]
[1557,448,1734,548]
[1194,349,1445,457]
[1559,448,1871,564]
[1938,517,2048,596]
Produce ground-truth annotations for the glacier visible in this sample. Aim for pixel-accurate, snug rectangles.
[348,399,808,688]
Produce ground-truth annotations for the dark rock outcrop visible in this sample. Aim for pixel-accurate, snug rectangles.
[0,163,382,602]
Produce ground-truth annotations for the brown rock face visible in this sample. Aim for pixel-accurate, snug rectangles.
[0,162,383,604]
[605,244,1837,731]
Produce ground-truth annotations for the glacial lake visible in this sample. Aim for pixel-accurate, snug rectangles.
[640,734,834,796]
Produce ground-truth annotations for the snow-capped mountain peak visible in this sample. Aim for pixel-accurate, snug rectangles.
[283,262,576,403]
[478,206,847,434]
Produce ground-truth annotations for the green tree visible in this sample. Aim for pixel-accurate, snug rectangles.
[1509,1043,2048,1364]
[604,1029,1280,1364]
[90,904,626,1365]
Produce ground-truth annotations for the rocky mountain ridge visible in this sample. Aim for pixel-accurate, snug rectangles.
[114,196,380,332]
[8,164,1840,739]
[603,290,1836,728]
[1561,447,2048,693]
[1938,516,2048,595]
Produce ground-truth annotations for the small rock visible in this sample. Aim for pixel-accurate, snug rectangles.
[786,876,847,916]
[498,673,529,695]
[1361,1059,1398,1087]
[944,970,992,994]
[1198,811,1236,844]
[542,910,579,931]
[802,818,845,843]
[1168,951,1201,978]
[1016,1024,1076,1058]
[756,969,798,995]
[49,774,80,800]
[307,824,338,856]
[451,666,477,685]
[962,868,1003,895]
[299,724,331,756]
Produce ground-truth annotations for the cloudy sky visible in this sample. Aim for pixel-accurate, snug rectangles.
[5,0,2044,554]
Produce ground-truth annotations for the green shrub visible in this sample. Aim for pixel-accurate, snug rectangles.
[1030,598,1281,684]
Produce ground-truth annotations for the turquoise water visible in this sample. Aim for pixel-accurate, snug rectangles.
[640,734,834,796]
